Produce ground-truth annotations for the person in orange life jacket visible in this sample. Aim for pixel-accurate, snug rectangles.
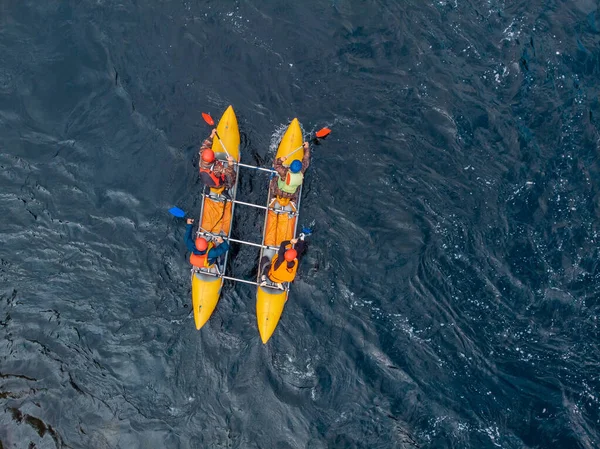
[185,218,229,268]
[199,129,236,191]
[260,237,307,289]
[269,141,310,203]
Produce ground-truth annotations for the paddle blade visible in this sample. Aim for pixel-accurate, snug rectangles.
[201,112,215,126]
[315,127,331,138]
[169,207,186,218]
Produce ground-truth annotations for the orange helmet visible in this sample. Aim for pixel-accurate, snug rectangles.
[284,248,297,261]
[195,238,208,252]
[202,149,215,163]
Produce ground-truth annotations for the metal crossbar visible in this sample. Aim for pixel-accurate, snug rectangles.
[235,162,275,174]
[221,275,260,286]
[230,199,268,210]
[203,194,297,216]
[193,272,280,288]
[196,229,279,251]
[227,237,278,250]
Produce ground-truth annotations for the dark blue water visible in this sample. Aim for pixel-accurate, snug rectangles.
[1,0,600,448]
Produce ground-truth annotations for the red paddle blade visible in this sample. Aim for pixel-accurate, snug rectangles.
[201,112,215,126]
[315,127,331,138]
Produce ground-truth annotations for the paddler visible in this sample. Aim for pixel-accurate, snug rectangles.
[269,141,310,205]
[199,129,236,194]
[185,218,230,269]
[260,236,307,289]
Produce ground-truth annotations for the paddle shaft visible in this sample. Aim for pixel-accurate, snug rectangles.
[284,134,321,159]
[213,131,231,158]
[286,129,330,159]
[286,143,305,159]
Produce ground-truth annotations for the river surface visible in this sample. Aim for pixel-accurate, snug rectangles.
[1,1,600,448]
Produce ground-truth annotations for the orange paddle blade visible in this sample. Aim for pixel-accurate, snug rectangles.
[315,127,331,138]
[201,112,215,126]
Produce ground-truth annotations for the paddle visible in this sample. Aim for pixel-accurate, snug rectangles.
[285,127,331,160]
[253,127,330,171]
[254,127,331,172]
[298,226,313,240]
[201,112,232,158]
[169,206,186,218]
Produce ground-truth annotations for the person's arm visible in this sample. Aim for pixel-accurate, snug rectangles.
[271,240,290,271]
[275,239,290,258]
[212,161,224,177]
[294,239,307,258]
[185,223,198,253]
[199,129,216,152]
[273,157,287,177]
[207,239,230,260]
[300,143,311,173]
[199,137,212,152]
[224,168,236,187]
[223,157,236,177]
[198,129,216,165]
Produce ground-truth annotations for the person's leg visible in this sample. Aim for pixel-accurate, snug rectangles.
[259,256,270,280]
[218,251,226,270]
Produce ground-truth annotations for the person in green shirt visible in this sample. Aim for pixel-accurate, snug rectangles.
[269,141,310,204]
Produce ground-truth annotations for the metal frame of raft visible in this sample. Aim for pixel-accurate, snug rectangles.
[193,163,297,285]
[192,112,305,343]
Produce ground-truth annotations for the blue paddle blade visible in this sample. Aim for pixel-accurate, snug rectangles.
[301,226,313,235]
[169,207,186,218]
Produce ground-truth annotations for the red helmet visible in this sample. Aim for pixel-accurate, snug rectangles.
[284,248,297,262]
[195,238,208,252]
[202,149,215,163]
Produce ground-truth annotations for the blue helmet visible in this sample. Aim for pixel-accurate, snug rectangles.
[290,160,302,173]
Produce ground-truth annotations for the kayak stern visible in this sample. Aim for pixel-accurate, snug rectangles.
[256,286,287,344]
[192,272,222,330]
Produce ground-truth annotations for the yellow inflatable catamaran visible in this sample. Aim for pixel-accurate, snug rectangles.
[179,109,329,341]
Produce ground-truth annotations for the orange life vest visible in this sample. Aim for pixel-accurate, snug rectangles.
[268,254,298,283]
[189,242,215,268]
[200,164,225,187]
